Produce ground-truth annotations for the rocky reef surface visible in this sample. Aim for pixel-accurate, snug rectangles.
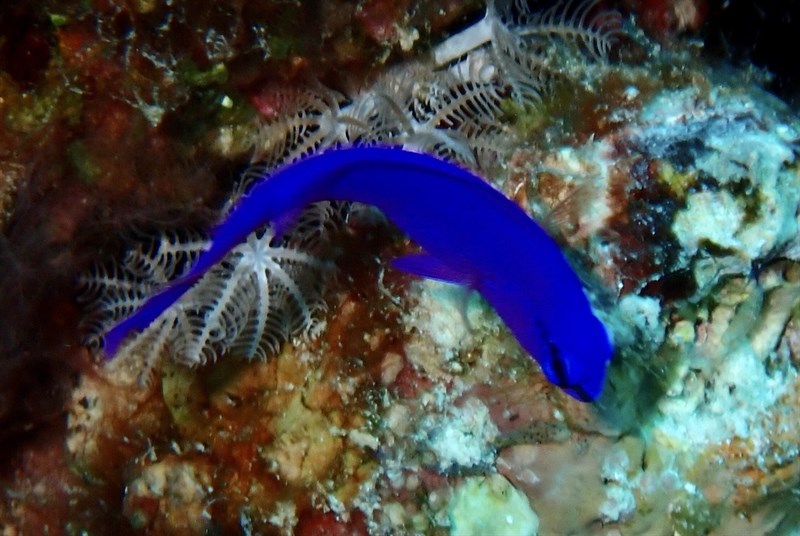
[2,1,800,535]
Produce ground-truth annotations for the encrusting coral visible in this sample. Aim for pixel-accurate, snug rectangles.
[4,0,800,534]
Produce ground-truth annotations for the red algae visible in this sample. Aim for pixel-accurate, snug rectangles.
[355,0,411,45]
[47,217,412,533]
[6,1,800,535]
[2,0,469,531]
[295,510,369,536]
[0,6,53,90]
[624,0,708,41]
[3,424,100,533]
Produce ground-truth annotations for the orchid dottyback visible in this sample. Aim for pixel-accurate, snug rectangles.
[103,147,613,401]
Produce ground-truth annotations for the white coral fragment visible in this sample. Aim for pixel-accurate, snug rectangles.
[672,190,744,256]
[421,396,499,471]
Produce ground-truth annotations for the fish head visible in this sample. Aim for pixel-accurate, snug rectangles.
[535,313,613,402]
[475,275,613,402]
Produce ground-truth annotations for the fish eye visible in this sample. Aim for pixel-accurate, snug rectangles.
[548,341,593,402]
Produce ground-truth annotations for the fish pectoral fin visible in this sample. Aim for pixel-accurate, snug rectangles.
[272,207,303,242]
[391,253,476,287]
[392,253,476,332]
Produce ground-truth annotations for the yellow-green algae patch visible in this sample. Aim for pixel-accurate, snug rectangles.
[448,474,539,536]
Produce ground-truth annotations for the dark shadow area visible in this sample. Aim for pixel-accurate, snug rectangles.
[702,0,800,106]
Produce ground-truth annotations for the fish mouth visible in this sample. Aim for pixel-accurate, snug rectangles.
[563,383,595,403]
[545,345,596,402]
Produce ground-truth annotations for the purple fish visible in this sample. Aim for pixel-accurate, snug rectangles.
[104,147,612,401]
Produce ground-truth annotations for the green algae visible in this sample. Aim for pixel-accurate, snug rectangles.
[48,12,69,27]
[4,88,60,134]
[669,487,720,536]
[161,362,205,429]
[67,140,102,185]
[499,99,548,140]
[179,61,229,88]
[655,161,695,199]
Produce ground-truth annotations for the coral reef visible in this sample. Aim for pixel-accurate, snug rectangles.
[3,0,800,535]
